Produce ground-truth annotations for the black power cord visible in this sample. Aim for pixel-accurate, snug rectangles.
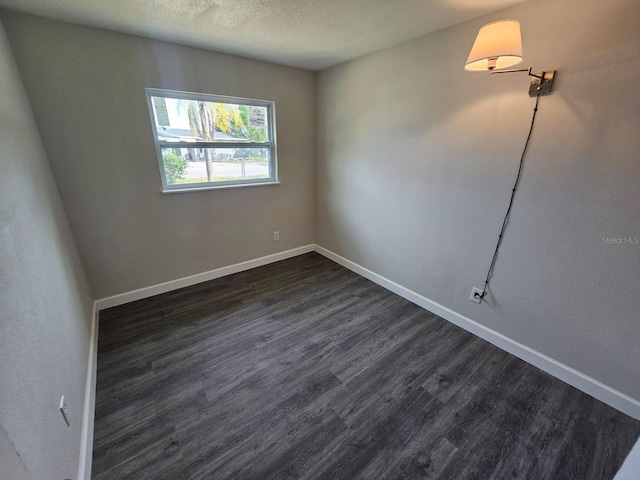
[476,93,542,301]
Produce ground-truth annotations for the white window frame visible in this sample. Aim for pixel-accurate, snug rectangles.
[145,88,278,193]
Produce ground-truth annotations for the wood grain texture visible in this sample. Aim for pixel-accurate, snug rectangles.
[93,253,640,479]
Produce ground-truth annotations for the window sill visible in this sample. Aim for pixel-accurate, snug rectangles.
[161,181,280,194]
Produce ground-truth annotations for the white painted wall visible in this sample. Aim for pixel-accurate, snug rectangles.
[1,11,316,300]
[0,19,94,480]
[317,0,640,401]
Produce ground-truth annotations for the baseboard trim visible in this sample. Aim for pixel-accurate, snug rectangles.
[314,245,640,421]
[77,303,99,480]
[614,436,640,480]
[95,245,315,311]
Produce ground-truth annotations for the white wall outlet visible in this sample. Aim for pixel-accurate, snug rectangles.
[470,287,484,304]
[59,395,70,426]
[273,231,280,241]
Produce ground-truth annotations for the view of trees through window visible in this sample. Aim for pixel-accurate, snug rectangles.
[147,91,275,189]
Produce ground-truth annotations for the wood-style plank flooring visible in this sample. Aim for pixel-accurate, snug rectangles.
[93,253,640,479]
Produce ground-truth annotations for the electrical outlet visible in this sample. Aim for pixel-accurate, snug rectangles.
[59,395,70,426]
[273,231,280,241]
[470,287,484,304]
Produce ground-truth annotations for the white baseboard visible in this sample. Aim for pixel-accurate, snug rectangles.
[614,436,640,480]
[77,303,99,480]
[95,245,315,310]
[314,245,640,421]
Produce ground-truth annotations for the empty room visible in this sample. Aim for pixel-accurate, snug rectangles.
[1,0,639,479]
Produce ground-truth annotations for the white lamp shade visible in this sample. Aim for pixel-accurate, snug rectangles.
[465,20,523,71]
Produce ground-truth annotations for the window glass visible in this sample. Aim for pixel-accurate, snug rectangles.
[146,89,277,192]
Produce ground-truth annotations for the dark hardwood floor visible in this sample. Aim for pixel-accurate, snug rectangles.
[92,253,640,479]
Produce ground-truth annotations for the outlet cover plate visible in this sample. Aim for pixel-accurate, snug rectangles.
[59,396,70,426]
[470,287,483,304]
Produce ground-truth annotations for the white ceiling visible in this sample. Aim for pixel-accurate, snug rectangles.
[0,0,528,70]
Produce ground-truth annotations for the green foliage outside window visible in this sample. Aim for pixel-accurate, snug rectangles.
[162,151,187,184]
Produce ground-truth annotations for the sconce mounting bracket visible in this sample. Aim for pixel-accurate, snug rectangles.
[529,70,556,97]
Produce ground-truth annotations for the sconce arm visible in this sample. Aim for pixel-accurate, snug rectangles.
[489,67,545,79]
[489,67,556,96]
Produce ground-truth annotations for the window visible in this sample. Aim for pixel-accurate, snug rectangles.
[145,88,277,192]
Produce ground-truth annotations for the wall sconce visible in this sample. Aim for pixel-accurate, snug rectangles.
[465,19,556,96]
[465,19,556,303]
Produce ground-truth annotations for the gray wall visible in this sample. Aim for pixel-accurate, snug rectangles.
[0,425,32,480]
[317,0,640,400]
[1,12,316,299]
[0,19,94,480]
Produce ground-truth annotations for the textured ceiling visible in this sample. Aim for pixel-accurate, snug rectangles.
[0,0,528,70]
